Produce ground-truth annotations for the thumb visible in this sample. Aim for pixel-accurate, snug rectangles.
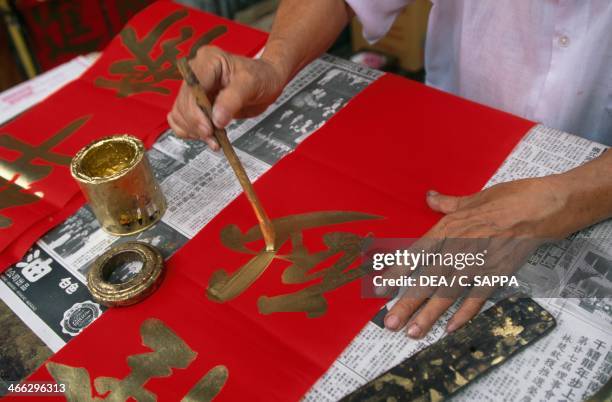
[426,190,466,214]
[212,75,253,128]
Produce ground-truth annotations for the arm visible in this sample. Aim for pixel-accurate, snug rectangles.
[261,0,353,87]
[167,0,351,149]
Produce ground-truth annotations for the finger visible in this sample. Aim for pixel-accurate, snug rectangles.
[407,296,457,339]
[384,295,427,332]
[446,287,495,333]
[190,46,225,98]
[212,73,255,128]
[167,111,195,140]
[383,268,436,332]
[378,230,445,301]
[178,84,216,141]
[426,190,470,214]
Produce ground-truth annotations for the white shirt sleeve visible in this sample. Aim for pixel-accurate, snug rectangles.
[345,0,413,43]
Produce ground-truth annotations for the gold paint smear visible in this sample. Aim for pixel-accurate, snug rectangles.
[455,371,468,386]
[491,356,504,365]
[377,373,414,391]
[182,365,229,402]
[471,350,484,360]
[430,388,443,402]
[491,317,524,338]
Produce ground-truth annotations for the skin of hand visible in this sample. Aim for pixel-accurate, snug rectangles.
[168,49,286,150]
[167,0,351,150]
[383,149,612,339]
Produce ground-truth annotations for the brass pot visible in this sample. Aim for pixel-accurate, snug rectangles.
[71,135,166,236]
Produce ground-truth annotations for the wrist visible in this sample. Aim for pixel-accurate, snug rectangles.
[260,40,295,86]
[547,159,612,236]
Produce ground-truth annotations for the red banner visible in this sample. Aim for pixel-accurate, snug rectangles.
[15,0,163,72]
[16,74,533,401]
[0,1,268,272]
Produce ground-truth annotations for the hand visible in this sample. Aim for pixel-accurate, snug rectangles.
[382,175,577,338]
[167,46,287,150]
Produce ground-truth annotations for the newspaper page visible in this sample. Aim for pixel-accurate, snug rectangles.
[0,54,383,359]
[0,55,95,124]
[304,125,612,402]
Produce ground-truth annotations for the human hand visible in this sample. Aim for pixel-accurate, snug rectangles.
[167,46,287,150]
[381,175,578,338]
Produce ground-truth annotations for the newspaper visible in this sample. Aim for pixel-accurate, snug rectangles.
[1,53,610,401]
[0,55,95,124]
[304,126,612,402]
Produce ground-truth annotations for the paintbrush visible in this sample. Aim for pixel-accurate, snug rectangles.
[176,58,276,252]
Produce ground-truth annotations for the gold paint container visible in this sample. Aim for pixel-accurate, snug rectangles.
[71,135,166,236]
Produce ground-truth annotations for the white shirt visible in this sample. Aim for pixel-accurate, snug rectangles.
[347,0,612,145]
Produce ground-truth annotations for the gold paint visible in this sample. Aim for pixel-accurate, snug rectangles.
[46,363,97,402]
[182,366,228,402]
[430,358,443,366]
[177,58,276,252]
[491,356,504,365]
[540,310,552,320]
[0,116,90,228]
[386,397,397,402]
[95,9,227,97]
[207,251,276,302]
[87,242,165,307]
[376,373,414,391]
[71,135,166,236]
[75,139,138,180]
[454,371,468,386]
[207,211,382,317]
[47,318,228,401]
[491,317,524,338]
[430,388,443,402]
[471,350,484,360]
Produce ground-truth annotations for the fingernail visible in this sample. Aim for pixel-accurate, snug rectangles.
[205,138,220,151]
[384,314,400,330]
[210,138,219,151]
[426,190,438,197]
[407,323,422,338]
[212,107,229,128]
[446,321,458,333]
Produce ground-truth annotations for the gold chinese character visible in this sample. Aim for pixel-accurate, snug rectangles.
[95,9,227,97]
[0,116,90,228]
[207,211,382,317]
[47,318,228,401]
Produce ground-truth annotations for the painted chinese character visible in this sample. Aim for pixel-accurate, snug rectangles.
[47,318,228,401]
[0,116,90,228]
[95,9,227,97]
[17,249,52,282]
[207,211,382,317]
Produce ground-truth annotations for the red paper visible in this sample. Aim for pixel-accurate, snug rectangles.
[14,0,144,71]
[18,74,534,401]
[0,1,268,272]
